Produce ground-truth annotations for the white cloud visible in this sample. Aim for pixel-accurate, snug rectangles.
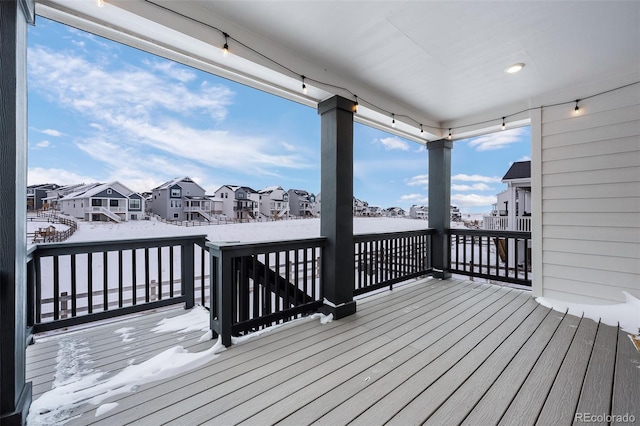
[400,193,428,203]
[467,128,527,151]
[28,46,312,180]
[28,167,95,186]
[144,60,197,83]
[452,174,501,183]
[451,193,497,208]
[38,129,64,137]
[376,137,410,151]
[406,174,428,187]
[35,140,51,148]
[451,183,494,191]
[280,142,296,152]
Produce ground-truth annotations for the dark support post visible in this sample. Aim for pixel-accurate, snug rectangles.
[181,241,195,309]
[428,139,453,279]
[318,96,356,318]
[1,1,34,424]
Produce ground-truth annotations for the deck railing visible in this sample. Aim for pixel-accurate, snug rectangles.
[354,229,434,296]
[207,238,326,346]
[447,228,531,286]
[27,235,210,333]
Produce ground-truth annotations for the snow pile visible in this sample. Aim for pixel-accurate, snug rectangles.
[536,291,640,334]
[28,308,224,425]
[114,327,135,343]
[27,337,225,425]
[150,305,209,334]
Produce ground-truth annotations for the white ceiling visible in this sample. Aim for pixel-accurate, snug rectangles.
[37,0,640,141]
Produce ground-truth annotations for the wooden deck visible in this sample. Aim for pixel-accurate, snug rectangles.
[26,277,640,425]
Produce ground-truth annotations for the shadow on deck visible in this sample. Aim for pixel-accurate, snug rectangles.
[26,277,640,425]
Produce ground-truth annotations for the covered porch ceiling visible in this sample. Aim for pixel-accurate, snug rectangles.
[36,0,640,142]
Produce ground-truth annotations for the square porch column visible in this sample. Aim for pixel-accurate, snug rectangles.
[1,1,34,424]
[428,139,453,278]
[318,95,357,318]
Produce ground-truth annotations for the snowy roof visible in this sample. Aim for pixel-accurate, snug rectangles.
[153,177,195,190]
[502,161,531,181]
[62,182,132,200]
[258,185,283,194]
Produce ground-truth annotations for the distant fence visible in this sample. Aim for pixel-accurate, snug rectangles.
[27,212,78,243]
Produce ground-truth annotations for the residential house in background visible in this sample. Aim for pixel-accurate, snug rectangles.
[214,185,260,220]
[384,207,406,217]
[42,183,86,211]
[27,183,59,211]
[59,181,144,222]
[484,161,532,232]
[149,177,218,222]
[288,189,316,217]
[353,197,369,216]
[258,186,289,219]
[409,205,428,220]
[368,206,383,217]
[450,205,462,221]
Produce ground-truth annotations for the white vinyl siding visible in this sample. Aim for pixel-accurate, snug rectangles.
[535,83,640,304]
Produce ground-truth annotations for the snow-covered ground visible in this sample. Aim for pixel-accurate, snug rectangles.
[63,216,430,244]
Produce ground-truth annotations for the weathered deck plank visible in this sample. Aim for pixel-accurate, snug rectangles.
[497,313,581,426]
[573,321,618,426]
[24,277,638,426]
[88,278,473,425]
[536,317,599,425]
[611,329,640,424]
[423,303,551,425]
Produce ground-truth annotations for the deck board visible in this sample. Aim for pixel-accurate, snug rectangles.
[611,329,640,424]
[573,321,618,426]
[24,277,639,426]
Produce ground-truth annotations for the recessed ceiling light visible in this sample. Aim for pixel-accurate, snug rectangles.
[505,63,525,74]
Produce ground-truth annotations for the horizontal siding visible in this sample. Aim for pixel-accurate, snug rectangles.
[543,197,640,213]
[543,251,639,275]
[543,264,639,292]
[542,212,639,228]
[543,182,640,200]
[542,120,639,149]
[542,104,640,137]
[542,136,639,162]
[542,167,639,187]
[539,286,633,306]
[540,83,640,304]
[543,151,640,175]
[543,238,639,259]
[542,225,640,244]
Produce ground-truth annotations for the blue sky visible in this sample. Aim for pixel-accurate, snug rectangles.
[27,17,530,213]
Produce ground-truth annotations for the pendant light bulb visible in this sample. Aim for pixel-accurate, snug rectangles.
[501,117,506,130]
[222,33,229,57]
[302,76,307,94]
[447,128,452,140]
[574,100,580,115]
[354,97,359,113]
[391,114,396,128]
[420,124,424,134]
[97,0,105,7]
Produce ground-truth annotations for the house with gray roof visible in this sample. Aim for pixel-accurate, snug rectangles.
[148,177,219,222]
[58,181,144,222]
